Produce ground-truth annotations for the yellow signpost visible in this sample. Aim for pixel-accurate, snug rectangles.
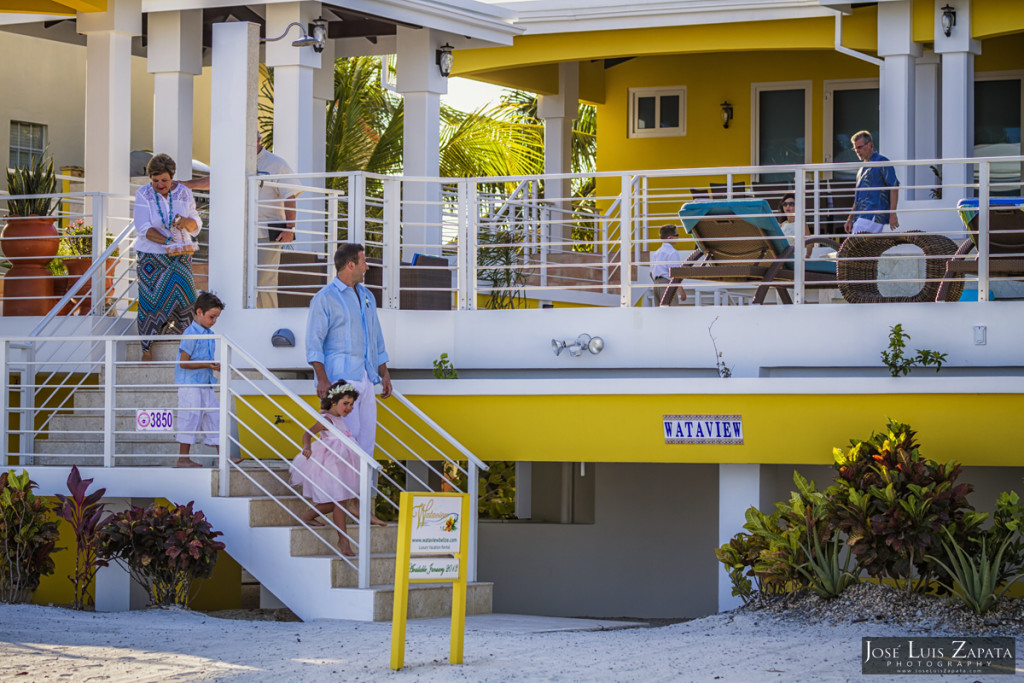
[390,491,470,670]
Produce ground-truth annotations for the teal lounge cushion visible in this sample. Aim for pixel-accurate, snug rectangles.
[679,199,836,275]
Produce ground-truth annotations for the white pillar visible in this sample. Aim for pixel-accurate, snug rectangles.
[934,0,981,200]
[307,38,334,256]
[718,463,760,612]
[77,0,140,232]
[94,498,150,611]
[208,21,259,314]
[913,50,941,199]
[396,27,448,259]
[266,2,322,174]
[537,62,579,247]
[147,10,203,180]
[877,1,920,164]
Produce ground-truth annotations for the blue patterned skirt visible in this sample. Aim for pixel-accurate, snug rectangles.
[137,252,196,351]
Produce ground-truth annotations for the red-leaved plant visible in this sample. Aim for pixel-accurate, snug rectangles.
[97,501,226,607]
[53,466,112,610]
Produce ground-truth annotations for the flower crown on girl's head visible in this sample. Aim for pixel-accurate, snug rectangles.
[326,383,356,400]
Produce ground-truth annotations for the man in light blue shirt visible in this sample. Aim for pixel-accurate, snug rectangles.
[306,243,391,459]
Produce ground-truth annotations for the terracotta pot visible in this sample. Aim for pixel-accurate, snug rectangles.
[65,256,116,314]
[52,275,76,315]
[0,216,58,316]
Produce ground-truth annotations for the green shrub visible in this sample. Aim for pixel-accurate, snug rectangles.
[0,470,61,603]
[826,419,976,592]
[97,501,225,608]
[715,519,773,604]
[881,323,947,377]
[930,527,1024,614]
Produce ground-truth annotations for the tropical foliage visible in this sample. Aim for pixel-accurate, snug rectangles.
[5,154,57,217]
[53,466,112,610]
[0,470,60,603]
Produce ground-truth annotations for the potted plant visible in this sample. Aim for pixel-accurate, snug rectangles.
[61,219,117,314]
[0,155,58,316]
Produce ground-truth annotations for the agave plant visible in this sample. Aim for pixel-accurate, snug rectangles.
[5,154,57,217]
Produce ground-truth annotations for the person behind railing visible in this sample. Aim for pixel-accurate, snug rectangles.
[290,380,386,555]
[182,132,298,308]
[844,130,900,234]
[174,291,236,468]
[306,244,393,461]
[778,192,832,262]
[133,153,202,362]
[650,224,687,306]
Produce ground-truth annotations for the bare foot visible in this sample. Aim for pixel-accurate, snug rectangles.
[337,541,357,557]
[300,514,326,527]
[175,458,203,468]
[370,515,387,527]
[230,456,244,465]
[141,349,153,362]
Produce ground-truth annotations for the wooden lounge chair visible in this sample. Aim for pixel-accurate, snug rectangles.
[936,198,1024,301]
[673,199,840,304]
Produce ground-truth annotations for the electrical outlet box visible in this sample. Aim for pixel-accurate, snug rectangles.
[973,325,987,345]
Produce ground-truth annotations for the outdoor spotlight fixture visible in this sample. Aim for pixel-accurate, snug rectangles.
[436,43,454,78]
[941,5,956,37]
[263,19,327,52]
[552,334,605,357]
[720,101,733,129]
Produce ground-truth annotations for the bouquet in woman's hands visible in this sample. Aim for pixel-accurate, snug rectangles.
[167,216,198,255]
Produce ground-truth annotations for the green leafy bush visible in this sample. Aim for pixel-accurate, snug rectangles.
[826,419,976,592]
[5,155,56,217]
[0,470,61,603]
[97,501,225,608]
[53,466,112,610]
[881,324,947,377]
[432,353,459,380]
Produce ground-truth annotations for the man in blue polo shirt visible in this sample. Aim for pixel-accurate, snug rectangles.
[844,130,900,234]
[305,243,391,461]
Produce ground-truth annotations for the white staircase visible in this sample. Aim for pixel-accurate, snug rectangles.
[24,339,493,622]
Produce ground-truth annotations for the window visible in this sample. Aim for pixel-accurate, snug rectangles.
[823,80,879,181]
[9,121,47,169]
[628,87,686,138]
[974,74,1023,196]
[752,82,812,183]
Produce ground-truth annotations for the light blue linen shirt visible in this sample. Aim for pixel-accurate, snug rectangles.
[175,321,216,386]
[305,278,389,384]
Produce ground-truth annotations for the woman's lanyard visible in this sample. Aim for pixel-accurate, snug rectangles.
[152,187,175,231]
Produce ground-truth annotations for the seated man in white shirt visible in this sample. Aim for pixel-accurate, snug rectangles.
[650,224,687,306]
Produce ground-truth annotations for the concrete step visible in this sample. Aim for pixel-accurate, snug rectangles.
[71,388,179,410]
[212,467,297,498]
[371,582,493,621]
[290,524,399,556]
[125,340,181,362]
[327,554,396,587]
[249,496,318,527]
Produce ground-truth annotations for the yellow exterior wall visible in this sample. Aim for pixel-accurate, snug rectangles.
[396,393,1024,467]
[239,391,1023,468]
[976,34,1024,71]
[974,0,1024,39]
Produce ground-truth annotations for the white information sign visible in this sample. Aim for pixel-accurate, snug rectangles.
[409,557,460,581]
[410,495,463,554]
[663,415,743,445]
[136,409,174,432]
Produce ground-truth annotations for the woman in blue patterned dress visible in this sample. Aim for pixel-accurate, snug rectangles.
[132,154,202,361]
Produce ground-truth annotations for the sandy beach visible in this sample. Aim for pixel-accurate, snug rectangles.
[1,599,1017,682]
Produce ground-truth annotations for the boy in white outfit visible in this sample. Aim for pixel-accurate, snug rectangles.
[650,224,687,306]
[175,291,234,467]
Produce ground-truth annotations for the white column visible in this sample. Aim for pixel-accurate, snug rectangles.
[537,62,579,247]
[914,50,941,199]
[94,498,150,611]
[266,1,321,174]
[396,27,448,259]
[208,21,259,314]
[306,38,334,256]
[77,0,140,232]
[877,1,920,164]
[718,464,760,612]
[147,10,203,180]
[934,0,981,200]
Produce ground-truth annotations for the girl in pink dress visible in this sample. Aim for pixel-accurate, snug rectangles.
[290,380,383,555]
